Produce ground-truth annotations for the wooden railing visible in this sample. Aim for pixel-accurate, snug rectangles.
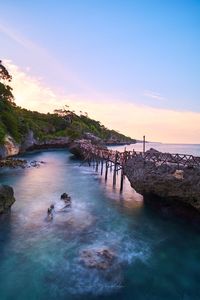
[79,142,200,168]
[77,142,200,191]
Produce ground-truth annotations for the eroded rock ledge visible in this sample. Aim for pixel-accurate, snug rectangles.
[124,153,200,215]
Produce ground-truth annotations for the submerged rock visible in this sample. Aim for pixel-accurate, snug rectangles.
[0,158,44,169]
[0,184,15,213]
[0,158,27,168]
[60,192,69,200]
[80,247,115,270]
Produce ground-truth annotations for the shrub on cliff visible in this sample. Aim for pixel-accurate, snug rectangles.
[0,122,6,145]
[1,110,20,142]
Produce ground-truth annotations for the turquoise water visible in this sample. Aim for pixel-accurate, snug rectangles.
[0,149,200,300]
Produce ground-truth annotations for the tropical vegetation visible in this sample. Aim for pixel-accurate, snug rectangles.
[0,60,135,145]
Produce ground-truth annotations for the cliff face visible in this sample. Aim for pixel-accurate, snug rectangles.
[0,135,20,158]
[21,131,70,151]
[0,184,15,213]
[0,131,71,158]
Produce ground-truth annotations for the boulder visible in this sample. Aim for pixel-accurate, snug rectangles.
[60,192,69,200]
[146,147,160,154]
[0,184,15,213]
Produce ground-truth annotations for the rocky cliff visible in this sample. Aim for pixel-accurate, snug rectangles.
[0,135,20,158]
[0,131,71,159]
[124,154,200,217]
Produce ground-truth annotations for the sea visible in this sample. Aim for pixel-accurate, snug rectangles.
[0,143,200,300]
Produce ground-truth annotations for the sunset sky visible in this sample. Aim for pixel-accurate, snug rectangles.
[1,0,200,143]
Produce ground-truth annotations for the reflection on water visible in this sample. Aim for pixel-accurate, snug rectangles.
[0,149,200,300]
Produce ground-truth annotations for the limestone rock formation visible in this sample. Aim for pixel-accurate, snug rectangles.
[124,155,200,213]
[0,135,19,158]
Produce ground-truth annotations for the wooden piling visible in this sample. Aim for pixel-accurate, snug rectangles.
[95,158,99,172]
[143,135,146,154]
[120,168,124,192]
[105,159,109,181]
[101,159,104,175]
[113,152,118,187]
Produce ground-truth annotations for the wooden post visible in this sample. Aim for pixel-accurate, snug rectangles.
[105,158,109,181]
[101,159,104,175]
[95,158,99,172]
[143,135,146,154]
[88,156,91,166]
[113,152,118,187]
[92,156,94,168]
[120,168,124,192]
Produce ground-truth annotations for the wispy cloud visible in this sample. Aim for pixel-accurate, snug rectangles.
[4,60,200,144]
[0,23,33,49]
[0,21,99,98]
[143,90,165,101]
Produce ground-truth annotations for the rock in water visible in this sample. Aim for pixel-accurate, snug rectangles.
[60,192,69,200]
[80,247,115,270]
[0,185,15,213]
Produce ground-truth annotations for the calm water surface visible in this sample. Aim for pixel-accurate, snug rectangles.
[0,148,200,300]
[109,142,200,156]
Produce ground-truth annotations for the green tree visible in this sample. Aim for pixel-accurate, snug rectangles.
[0,60,14,103]
[0,60,12,81]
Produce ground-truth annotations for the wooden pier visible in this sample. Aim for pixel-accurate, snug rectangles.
[78,142,200,192]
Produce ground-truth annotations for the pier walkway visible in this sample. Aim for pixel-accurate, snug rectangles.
[79,142,200,191]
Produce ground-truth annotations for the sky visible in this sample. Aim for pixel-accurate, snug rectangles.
[0,0,200,143]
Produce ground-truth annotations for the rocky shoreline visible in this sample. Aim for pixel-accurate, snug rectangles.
[0,131,130,159]
[0,158,46,169]
[2,136,200,226]
[0,135,126,213]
